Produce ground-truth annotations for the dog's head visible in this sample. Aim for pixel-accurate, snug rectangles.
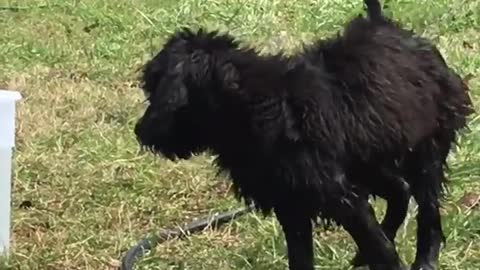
[134,28,240,160]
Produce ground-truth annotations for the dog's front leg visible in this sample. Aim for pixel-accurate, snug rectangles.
[275,205,315,270]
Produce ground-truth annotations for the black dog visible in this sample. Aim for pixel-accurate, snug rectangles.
[134,0,473,269]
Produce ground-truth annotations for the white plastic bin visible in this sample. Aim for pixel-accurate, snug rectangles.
[0,90,22,255]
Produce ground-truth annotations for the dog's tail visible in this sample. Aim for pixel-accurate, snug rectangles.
[364,0,384,21]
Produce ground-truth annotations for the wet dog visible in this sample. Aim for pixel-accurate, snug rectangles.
[134,0,473,269]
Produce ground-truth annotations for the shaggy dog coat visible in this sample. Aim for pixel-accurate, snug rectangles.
[134,1,473,269]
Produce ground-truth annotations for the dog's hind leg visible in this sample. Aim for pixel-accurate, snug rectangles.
[334,196,405,270]
[378,178,411,243]
[406,134,453,270]
[328,173,406,270]
[409,169,445,270]
[275,205,315,270]
[351,175,411,267]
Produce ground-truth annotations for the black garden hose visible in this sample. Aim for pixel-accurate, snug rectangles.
[120,204,255,270]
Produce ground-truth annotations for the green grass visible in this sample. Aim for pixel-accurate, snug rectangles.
[0,0,479,269]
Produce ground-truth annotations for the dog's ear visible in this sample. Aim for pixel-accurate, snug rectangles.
[146,58,188,111]
[282,99,302,142]
[187,50,241,92]
[166,59,185,76]
[188,51,243,108]
[218,62,240,92]
[180,50,220,111]
[186,50,213,86]
[281,58,306,142]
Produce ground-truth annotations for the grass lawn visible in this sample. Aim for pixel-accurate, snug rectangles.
[0,0,479,269]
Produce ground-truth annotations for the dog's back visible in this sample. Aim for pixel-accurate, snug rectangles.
[299,5,472,157]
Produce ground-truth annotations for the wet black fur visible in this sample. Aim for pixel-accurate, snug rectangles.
[134,1,473,269]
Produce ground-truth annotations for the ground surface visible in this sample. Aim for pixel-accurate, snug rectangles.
[0,0,479,269]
